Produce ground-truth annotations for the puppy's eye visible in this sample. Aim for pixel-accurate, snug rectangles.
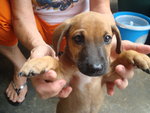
[73,35,84,45]
[104,35,112,44]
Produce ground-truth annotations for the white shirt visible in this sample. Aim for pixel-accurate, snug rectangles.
[33,0,89,24]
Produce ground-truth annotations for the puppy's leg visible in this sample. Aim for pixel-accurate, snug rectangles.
[19,56,59,78]
[114,50,150,73]
[105,50,150,81]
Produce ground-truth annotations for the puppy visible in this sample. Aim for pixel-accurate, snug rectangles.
[19,12,150,113]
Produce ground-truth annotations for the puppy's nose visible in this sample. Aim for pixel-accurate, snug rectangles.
[90,63,104,72]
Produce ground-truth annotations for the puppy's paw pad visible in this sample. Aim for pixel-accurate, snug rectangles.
[19,69,38,77]
[19,58,49,77]
[19,56,58,78]
[19,65,47,77]
[133,55,150,74]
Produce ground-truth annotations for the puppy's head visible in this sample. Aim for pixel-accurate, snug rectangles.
[53,12,122,77]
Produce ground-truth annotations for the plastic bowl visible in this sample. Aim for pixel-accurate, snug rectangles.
[113,11,150,44]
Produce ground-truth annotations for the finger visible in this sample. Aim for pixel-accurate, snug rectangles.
[48,79,67,93]
[58,86,72,98]
[30,47,46,58]
[30,45,56,58]
[115,79,128,89]
[115,65,134,79]
[122,40,150,54]
[106,82,115,96]
[41,70,57,82]
[40,79,67,99]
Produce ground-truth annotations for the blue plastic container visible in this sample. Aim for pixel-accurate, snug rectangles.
[113,12,150,44]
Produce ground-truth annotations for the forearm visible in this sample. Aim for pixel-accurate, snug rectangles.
[12,19,46,50]
[90,0,112,14]
[10,0,46,50]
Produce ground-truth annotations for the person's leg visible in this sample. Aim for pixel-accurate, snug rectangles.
[0,45,27,103]
[0,0,27,104]
[0,0,64,104]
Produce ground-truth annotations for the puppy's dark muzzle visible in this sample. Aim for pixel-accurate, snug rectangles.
[87,63,105,76]
[77,43,109,76]
[78,62,107,77]
[90,63,104,73]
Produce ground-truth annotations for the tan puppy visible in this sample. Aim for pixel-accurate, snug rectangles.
[19,12,150,113]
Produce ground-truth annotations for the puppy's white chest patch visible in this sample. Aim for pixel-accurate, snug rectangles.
[74,71,92,92]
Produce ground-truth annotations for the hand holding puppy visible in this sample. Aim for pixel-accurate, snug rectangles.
[106,40,150,96]
[29,45,72,99]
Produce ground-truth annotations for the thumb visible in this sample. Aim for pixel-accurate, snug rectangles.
[38,79,67,99]
[115,65,134,79]
[58,86,72,98]
[41,70,57,82]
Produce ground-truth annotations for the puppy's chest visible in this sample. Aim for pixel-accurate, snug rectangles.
[71,71,102,92]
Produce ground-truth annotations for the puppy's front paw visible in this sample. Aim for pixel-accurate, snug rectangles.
[117,50,150,74]
[132,53,150,74]
[19,56,58,77]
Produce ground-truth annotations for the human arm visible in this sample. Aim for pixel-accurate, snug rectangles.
[10,0,71,98]
[10,0,47,50]
[90,0,115,26]
[90,0,112,14]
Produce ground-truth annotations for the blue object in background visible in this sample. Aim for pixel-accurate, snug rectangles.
[113,12,150,44]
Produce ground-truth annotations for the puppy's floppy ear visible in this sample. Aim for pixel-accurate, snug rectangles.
[111,25,122,54]
[52,20,71,55]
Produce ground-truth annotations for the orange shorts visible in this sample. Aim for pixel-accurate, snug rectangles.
[0,0,66,51]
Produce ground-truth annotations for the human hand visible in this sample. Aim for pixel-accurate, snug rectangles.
[30,45,56,58]
[106,40,150,96]
[31,70,72,99]
[29,45,72,99]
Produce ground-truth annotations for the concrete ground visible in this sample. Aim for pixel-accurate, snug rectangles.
[0,55,150,113]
